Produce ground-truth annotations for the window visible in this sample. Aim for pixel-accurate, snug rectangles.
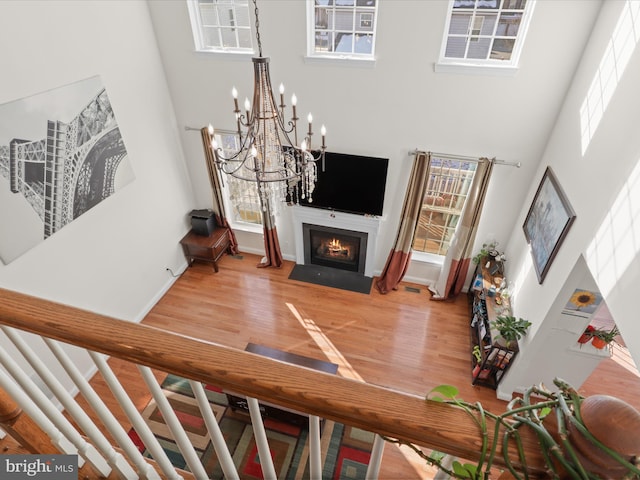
[307,0,378,60]
[187,0,253,53]
[438,0,535,71]
[412,156,477,256]
[213,131,263,228]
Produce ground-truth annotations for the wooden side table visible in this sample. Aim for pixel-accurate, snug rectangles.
[180,227,231,273]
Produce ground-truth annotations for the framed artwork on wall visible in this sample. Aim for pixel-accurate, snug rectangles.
[523,167,576,284]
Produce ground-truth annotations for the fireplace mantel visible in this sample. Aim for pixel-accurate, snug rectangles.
[291,206,382,277]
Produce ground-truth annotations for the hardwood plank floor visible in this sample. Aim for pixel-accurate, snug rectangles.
[109,252,639,479]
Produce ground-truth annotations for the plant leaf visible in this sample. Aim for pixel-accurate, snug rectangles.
[427,384,459,401]
[452,460,477,478]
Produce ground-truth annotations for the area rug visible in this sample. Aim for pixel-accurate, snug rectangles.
[288,264,373,294]
[128,374,374,479]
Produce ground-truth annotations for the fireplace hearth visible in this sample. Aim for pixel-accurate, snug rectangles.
[303,224,367,274]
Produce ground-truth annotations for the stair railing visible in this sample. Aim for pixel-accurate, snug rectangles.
[0,287,548,478]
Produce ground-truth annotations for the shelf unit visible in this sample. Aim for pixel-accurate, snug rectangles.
[469,264,518,389]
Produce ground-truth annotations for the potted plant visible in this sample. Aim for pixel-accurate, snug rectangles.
[589,326,620,349]
[490,315,532,348]
[472,241,499,265]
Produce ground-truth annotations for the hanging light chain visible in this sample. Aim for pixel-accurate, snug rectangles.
[253,0,263,57]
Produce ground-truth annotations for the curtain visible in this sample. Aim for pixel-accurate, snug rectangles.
[257,193,283,268]
[375,152,431,294]
[200,127,239,255]
[429,157,494,300]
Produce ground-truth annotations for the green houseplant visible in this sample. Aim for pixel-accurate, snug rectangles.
[472,242,499,265]
[589,326,619,349]
[490,315,532,348]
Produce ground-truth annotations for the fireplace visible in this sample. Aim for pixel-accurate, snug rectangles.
[291,205,382,278]
[303,224,367,273]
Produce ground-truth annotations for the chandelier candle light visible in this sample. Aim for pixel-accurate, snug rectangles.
[207,0,326,214]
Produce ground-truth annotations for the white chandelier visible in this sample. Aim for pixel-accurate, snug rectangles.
[207,0,326,213]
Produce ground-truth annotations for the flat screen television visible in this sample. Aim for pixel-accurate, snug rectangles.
[296,151,388,216]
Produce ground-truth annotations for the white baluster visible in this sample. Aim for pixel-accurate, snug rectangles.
[246,396,277,479]
[89,352,181,480]
[43,336,159,479]
[0,345,109,476]
[2,328,139,479]
[308,415,322,479]
[189,380,239,480]
[365,434,385,480]
[138,366,209,479]
[0,368,78,459]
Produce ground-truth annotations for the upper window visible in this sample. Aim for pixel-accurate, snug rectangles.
[187,0,253,53]
[412,156,477,256]
[307,0,378,60]
[438,0,535,71]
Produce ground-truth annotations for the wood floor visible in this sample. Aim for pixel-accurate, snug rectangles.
[124,252,640,478]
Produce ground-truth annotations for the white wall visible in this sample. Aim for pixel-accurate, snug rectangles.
[0,1,195,384]
[499,0,640,397]
[146,0,601,280]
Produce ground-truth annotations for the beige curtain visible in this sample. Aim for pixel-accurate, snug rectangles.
[375,152,431,294]
[429,157,494,300]
[200,127,239,255]
[258,194,283,268]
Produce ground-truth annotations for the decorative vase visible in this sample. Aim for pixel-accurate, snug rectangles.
[591,337,607,349]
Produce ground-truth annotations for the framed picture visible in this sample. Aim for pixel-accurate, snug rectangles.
[523,167,576,284]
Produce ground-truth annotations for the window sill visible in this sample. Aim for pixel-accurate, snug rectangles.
[229,221,263,235]
[434,62,519,77]
[411,251,445,266]
[303,55,376,68]
[193,49,254,61]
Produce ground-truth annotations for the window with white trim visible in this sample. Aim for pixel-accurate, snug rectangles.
[213,131,263,228]
[412,156,477,256]
[439,0,535,68]
[187,0,253,53]
[307,0,378,59]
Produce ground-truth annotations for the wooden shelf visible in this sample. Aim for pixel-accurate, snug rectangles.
[468,262,518,389]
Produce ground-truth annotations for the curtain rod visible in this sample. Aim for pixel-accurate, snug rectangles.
[409,149,521,168]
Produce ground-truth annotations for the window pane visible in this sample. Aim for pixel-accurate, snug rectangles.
[491,38,515,59]
[453,0,477,8]
[199,5,220,25]
[467,37,491,59]
[478,13,497,35]
[335,9,355,29]
[445,36,468,58]
[202,26,221,47]
[355,33,373,54]
[497,12,522,36]
[315,31,332,52]
[449,13,471,35]
[357,11,374,31]
[503,0,527,10]
[336,32,354,52]
[413,158,477,256]
[477,0,499,9]
[237,28,252,48]
[356,0,375,6]
[315,7,329,28]
[221,28,237,48]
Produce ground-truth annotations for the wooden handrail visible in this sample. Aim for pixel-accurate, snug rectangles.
[0,287,548,475]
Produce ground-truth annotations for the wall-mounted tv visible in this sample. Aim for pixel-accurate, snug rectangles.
[296,151,388,217]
